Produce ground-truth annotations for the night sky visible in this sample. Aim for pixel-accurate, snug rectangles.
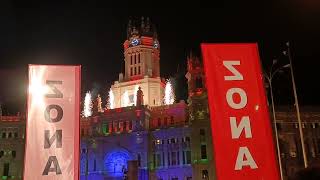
[0,1,319,114]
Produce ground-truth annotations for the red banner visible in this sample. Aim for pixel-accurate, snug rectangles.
[24,65,81,180]
[201,44,280,180]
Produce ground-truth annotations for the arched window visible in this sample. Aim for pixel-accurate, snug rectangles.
[2,132,6,138]
[157,118,161,127]
[170,116,174,125]
[164,117,168,126]
[12,151,16,158]
[195,77,203,88]
[0,151,4,158]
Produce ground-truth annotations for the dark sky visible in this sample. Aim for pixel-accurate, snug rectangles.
[0,0,319,114]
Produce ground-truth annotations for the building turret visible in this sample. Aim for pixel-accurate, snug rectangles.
[111,17,165,108]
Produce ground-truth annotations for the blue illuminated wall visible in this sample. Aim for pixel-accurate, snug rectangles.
[104,150,132,177]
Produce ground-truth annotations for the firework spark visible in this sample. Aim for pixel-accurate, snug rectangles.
[108,89,115,109]
[83,91,93,117]
[164,79,175,105]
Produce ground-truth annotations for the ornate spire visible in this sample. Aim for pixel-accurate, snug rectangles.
[145,17,150,32]
[132,25,139,36]
[152,24,158,39]
[141,16,145,31]
[127,19,132,39]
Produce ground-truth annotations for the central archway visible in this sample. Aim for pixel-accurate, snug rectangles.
[104,149,132,178]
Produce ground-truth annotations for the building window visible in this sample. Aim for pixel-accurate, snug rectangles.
[114,122,118,132]
[109,122,113,133]
[102,123,108,134]
[2,132,6,138]
[0,151,4,158]
[202,170,209,179]
[154,153,161,168]
[196,77,203,88]
[164,117,168,126]
[200,129,206,142]
[276,123,282,131]
[138,154,141,167]
[177,151,180,165]
[129,121,133,130]
[138,66,141,74]
[130,67,133,76]
[3,163,9,176]
[83,148,87,154]
[186,136,191,143]
[130,56,133,65]
[134,67,137,75]
[14,132,18,138]
[168,152,170,166]
[170,138,176,144]
[123,121,127,132]
[8,132,12,138]
[158,153,162,167]
[186,151,191,164]
[170,116,174,125]
[119,122,124,132]
[201,145,207,159]
[317,139,320,154]
[200,129,205,136]
[138,54,140,63]
[157,118,161,127]
[171,178,178,180]
[134,54,137,64]
[183,150,191,164]
[162,152,165,167]
[12,151,16,158]
[171,152,177,165]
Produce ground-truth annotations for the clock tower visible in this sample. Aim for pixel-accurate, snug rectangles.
[111,17,164,108]
[123,17,160,80]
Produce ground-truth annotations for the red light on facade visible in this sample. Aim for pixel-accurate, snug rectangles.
[136,110,142,117]
[141,36,153,46]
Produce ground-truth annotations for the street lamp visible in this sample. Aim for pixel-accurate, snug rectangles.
[284,42,308,168]
[264,60,290,180]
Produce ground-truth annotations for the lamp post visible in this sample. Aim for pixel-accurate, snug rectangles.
[264,60,290,180]
[284,42,308,168]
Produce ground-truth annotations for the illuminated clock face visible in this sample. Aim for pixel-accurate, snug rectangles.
[131,38,139,46]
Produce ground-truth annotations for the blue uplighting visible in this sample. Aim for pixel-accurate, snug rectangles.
[104,150,132,177]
